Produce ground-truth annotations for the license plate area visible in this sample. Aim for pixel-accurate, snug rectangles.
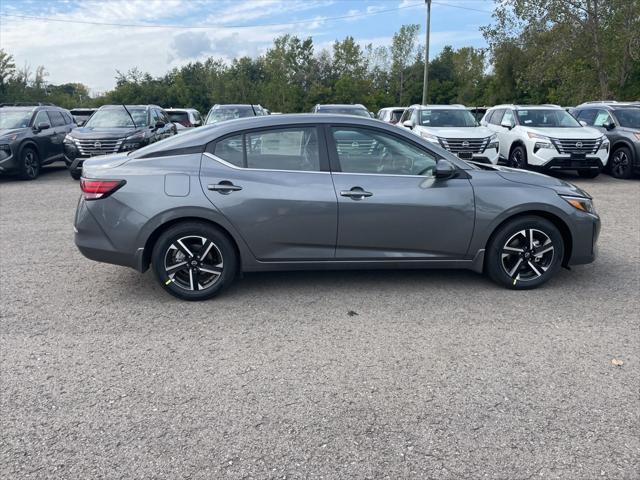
[457,152,473,160]
[570,153,586,161]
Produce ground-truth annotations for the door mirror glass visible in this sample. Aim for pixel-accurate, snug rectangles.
[155,121,165,129]
[402,120,414,129]
[579,120,587,127]
[35,122,51,131]
[434,159,456,179]
[603,121,615,130]
[500,118,513,129]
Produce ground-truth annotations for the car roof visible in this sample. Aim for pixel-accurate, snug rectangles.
[408,104,468,110]
[165,108,198,112]
[489,104,563,110]
[317,104,367,109]
[98,104,158,110]
[380,107,405,111]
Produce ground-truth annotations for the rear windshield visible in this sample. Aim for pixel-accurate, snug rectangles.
[316,106,370,118]
[419,109,478,127]
[70,109,95,116]
[206,106,255,124]
[168,112,190,125]
[0,109,33,129]
[515,109,581,128]
[614,108,640,129]
[390,110,404,122]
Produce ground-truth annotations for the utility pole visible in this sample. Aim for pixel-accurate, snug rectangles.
[421,0,432,106]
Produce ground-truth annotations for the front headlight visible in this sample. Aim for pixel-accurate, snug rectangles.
[0,133,18,142]
[528,131,554,151]
[634,132,640,141]
[560,195,596,214]
[64,134,76,144]
[487,133,499,149]
[120,132,146,151]
[599,136,610,150]
[419,131,440,143]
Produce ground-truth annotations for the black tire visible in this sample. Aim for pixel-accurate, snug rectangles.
[18,146,40,180]
[578,169,600,179]
[151,222,237,301]
[70,169,81,180]
[486,216,564,290]
[508,145,528,169]
[608,146,634,179]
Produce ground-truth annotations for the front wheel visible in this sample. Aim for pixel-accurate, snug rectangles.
[18,147,40,180]
[486,216,564,290]
[508,145,527,169]
[608,146,634,179]
[151,222,237,301]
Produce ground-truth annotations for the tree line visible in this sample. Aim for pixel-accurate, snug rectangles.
[1,0,638,114]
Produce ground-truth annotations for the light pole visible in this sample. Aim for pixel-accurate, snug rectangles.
[421,0,431,106]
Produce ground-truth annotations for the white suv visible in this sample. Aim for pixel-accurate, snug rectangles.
[398,104,499,164]
[481,104,609,178]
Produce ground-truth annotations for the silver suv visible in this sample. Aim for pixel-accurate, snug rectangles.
[399,104,499,164]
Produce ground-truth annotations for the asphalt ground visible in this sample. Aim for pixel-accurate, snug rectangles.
[1,166,638,479]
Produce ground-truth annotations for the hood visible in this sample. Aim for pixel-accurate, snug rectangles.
[68,126,142,140]
[0,127,28,138]
[489,165,591,198]
[524,126,602,139]
[417,125,493,139]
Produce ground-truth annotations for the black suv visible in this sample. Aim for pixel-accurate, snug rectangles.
[65,104,177,179]
[571,102,640,179]
[0,103,75,180]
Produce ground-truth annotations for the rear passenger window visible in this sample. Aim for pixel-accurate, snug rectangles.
[246,128,319,171]
[47,111,66,127]
[213,134,244,167]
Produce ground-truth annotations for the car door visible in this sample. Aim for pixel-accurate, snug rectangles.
[326,125,475,260]
[46,111,68,159]
[498,109,517,159]
[200,125,338,260]
[30,110,57,161]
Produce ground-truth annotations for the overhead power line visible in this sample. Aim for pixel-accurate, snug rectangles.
[0,2,429,30]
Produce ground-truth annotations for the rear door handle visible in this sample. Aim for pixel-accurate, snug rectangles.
[208,182,242,194]
[340,187,372,199]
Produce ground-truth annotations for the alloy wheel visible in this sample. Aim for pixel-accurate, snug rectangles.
[500,229,554,282]
[510,148,525,169]
[164,235,224,291]
[24,151,39,178]
[611,150,630,178]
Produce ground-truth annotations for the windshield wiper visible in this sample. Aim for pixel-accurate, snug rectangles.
[122,104,137,128]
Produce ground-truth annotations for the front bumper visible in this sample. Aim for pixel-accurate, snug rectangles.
[568,211,601,266]
[527,143,609,170]
[0,147,17,174]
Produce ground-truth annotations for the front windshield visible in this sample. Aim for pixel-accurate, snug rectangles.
[0,110,33,129]
[206,107,255,124]
[614,108,640,129]
[515,109,581,128]
[419,109,478,127]
[317,107,370,118]
[85,107,148,128]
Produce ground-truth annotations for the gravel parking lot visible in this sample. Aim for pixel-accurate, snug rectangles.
[1,166,638,479]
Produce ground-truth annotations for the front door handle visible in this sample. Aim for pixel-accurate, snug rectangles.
[340,187,372,199]
[208,181,242,194]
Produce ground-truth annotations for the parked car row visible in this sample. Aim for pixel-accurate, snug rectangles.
[375,101,639,179]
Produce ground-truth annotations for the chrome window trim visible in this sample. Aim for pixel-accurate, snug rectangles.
[203,152,329,175]
[331,171,436,179]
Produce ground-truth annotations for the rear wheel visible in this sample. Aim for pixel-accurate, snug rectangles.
[18,147,40,180]
[508,145,527,169]
[609,146,633,179]
[151,222,237,301]
[70,169,81,180]
[486,216,564,290]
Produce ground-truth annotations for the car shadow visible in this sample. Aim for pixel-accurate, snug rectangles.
[0,164,69,184]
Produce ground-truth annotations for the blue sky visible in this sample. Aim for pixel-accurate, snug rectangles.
[0,0,495,93]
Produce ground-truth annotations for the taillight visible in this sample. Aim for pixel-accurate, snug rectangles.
[80,179,126,200]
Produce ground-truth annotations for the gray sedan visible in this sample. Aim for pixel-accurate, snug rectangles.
[74,115,600,300]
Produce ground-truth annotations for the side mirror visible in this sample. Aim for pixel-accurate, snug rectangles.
[402,120,414,129]
[579,120,587,127]
[35,122,51,132]
[154,121,165,129]
[500,119,513,130]
[435,159,456,179]
[603,121,615,131]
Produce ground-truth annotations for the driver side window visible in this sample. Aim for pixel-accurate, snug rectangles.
[331,127,437,176]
